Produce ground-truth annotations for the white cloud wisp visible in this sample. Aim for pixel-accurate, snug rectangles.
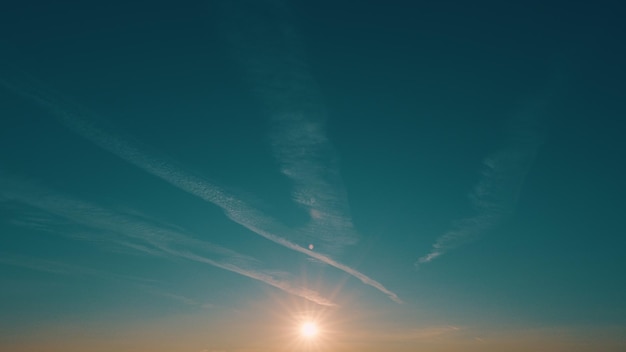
[416,98,549,267]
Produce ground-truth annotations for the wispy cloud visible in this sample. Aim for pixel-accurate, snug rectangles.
[416,97,549,267]
[271,113,358,253]
[0,175,336,307]
[0,72,401,303]
[216,0,359,254]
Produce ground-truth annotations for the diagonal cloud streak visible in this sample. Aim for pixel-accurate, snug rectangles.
[0,73,402,303]
[0,175,336,307]
[416,96,550,267]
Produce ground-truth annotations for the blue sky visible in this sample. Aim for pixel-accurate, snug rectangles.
[1,0,625,351]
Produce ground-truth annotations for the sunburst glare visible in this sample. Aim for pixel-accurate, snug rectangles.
[300,321,319,338]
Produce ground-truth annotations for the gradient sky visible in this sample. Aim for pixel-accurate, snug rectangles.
[1,1,625,351]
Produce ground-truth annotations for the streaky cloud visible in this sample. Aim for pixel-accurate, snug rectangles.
[0,74,402,303]
[416,95,551,267]
[234,219,402,303]
[0,175,336,307]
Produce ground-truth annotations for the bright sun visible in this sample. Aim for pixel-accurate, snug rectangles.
[300,321,318,338]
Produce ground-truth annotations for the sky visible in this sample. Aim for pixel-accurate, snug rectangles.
[1,0,625,351]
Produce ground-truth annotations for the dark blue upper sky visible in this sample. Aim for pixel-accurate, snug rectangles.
[1,1,625,351]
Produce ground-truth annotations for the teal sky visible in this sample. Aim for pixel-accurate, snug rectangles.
[1,1,625,351]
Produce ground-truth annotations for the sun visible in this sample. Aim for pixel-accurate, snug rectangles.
[300,321,318,338]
